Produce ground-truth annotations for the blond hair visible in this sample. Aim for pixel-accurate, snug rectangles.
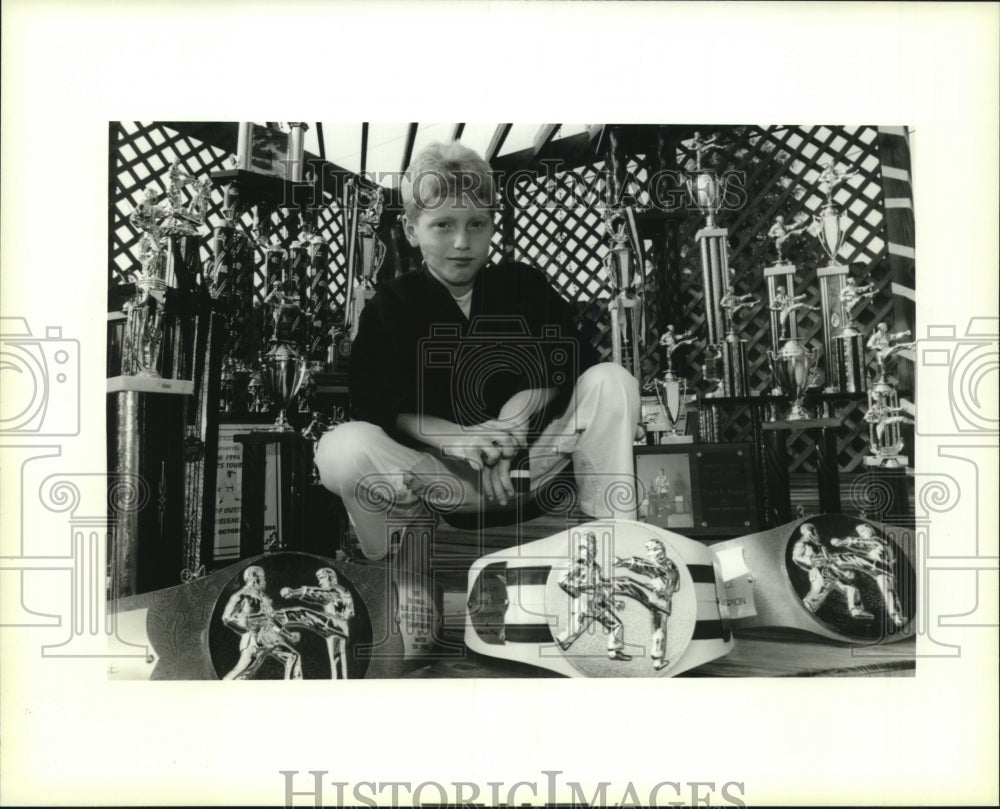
[400,141,495,220]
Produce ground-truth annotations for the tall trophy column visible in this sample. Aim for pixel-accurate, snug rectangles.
[812,162,864,392]
[684,132,747,397]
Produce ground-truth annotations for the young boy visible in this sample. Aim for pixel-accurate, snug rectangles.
[315,141,641,560]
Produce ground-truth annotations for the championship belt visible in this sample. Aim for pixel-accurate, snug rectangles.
[109,552,407,680]
[710,513,916,643]
[465,520,734,677]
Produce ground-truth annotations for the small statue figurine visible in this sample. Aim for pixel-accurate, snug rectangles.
[658,325,696,377]
[840,277,877,311]
[768,213,811,263]
[685,130,725,170]
[817,160,859,200]
[603,208,629,246]
[769,285,820,339]
[719,290,758,334]
[264,278,302,342]
[865,322,914,375]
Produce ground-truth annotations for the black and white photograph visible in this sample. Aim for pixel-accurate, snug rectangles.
[103,118,921,680]
[1,2,997,807]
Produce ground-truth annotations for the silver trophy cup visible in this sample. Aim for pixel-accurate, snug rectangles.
[263,342,308,432]
[655,375,689,439]
[768,339,818,421]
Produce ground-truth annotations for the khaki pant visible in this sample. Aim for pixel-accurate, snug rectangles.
[315,362,641,560]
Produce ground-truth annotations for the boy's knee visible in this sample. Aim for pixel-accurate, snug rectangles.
[314,421,386,493]
[577,362,640,407]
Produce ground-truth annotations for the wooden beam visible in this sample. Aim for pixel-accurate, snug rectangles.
[315,122,326,160]
[451,123,465,141]
[490,130,598,177]
[360,122,369,176]
[485,123,513,163]
[533,124,560,155]
[401,122,419,172]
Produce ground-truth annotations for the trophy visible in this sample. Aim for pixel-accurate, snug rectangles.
[812,161,862,391]
[650,325,697,442]
[125,272,168,377]
[768,338,819,421]
[683,131,748,396]
[652,375,691,442]
[866,322,914,385]
[262,341,308,432]
[345,181,386,341]
[768,286,819,342]
[604,208,645,381]
[864,389,914,468]
[124,163,209,377]
[247,368,270,414]
[718,289,757,397]
[837,277,877,338]
[763,214,811,353]
[659,325,696,378]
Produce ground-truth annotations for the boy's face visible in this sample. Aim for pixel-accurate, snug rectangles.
[403,196,493,295]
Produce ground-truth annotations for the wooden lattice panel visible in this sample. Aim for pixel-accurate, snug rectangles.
[108,123,907,473]
[110,122,350,316]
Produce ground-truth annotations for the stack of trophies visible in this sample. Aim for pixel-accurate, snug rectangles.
[642,134,914,468]
[122,122,388,443]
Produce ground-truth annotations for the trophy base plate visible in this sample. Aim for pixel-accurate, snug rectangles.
[783,404,813,421]
[657,434,695,444]
[865,455,909,469]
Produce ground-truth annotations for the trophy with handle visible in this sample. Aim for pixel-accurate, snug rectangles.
[261,278,308,432]
[654,325,696,441]
[768,338,819,421]
[262,341,308,432]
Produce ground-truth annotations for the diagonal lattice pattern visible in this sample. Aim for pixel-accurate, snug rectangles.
[111,122,350,316]
[109,123,907,473]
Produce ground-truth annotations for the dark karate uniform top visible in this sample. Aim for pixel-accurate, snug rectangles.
[348,261,598,449]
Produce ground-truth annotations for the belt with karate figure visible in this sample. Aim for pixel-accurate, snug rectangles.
[464,513,916,677]
[108,514,915,680]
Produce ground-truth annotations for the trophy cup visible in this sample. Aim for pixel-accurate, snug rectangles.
[652,375,691,443]
[260,273,309,431]
[768,338,819,421]
[262,341,308,432]
[652,325,697,443]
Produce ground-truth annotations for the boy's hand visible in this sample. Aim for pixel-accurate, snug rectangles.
[481,455,516,506]
[439,423,520,471]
